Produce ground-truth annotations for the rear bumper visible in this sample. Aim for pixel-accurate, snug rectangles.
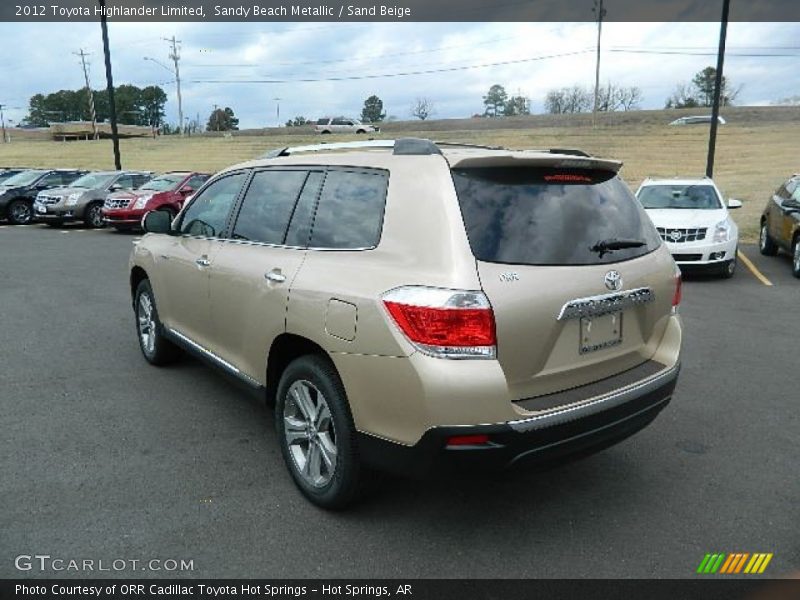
[358,363,679,478]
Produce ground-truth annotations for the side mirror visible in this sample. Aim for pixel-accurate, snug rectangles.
[142,210,173,234]
[109,183,123,192]
[727,199,743,209]
[179,185,194,195]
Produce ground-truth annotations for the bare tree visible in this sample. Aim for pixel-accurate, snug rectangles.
[544,89,567,114]
[615,86,643,111]
[411,97,435,121]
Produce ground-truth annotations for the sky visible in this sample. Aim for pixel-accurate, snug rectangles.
[0,21,798,129]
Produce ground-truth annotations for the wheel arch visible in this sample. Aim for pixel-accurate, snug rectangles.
[130,266,149,306]
[266,333,331,405]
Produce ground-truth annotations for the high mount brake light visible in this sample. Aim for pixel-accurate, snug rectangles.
[382,287,497,360]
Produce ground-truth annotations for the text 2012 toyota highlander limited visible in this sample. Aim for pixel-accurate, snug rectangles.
[129,139,682,508]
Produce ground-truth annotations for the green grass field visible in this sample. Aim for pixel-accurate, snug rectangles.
[3,107,798,241]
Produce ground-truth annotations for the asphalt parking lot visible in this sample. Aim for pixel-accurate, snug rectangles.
[1,224,798,579]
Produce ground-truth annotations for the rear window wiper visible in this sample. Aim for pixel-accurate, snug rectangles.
[590,238,646,258]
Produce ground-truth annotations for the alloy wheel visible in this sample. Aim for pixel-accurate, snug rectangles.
[759,224,768,251]
[88,205,104,228]
[11,202,32,224]
[283,380,338,488]
[794,241,800,275]
[137,293,156,355]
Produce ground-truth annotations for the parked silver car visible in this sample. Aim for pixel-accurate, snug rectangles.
[34,170,153,228]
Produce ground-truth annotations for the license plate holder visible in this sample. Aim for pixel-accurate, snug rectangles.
[579,311,623,354]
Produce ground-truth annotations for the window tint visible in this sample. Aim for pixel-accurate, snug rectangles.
[332,118,348,126]
[115,175,135,189]
[40,172,65,186]
[309,170,388,249]
[453,167,661,266]
[232,170,309,245]
[286,172,324,247]
[184,174,209,191]
[133,175,152,189]
[637,184,721,210]
[179,172,246,238]
[317,118,330,125]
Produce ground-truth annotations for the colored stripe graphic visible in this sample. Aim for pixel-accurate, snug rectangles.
[702,553,774,575]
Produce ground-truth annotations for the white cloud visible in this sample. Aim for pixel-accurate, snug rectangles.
[0,21,798,128]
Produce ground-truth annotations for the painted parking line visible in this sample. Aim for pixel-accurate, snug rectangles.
[737,250,773,287]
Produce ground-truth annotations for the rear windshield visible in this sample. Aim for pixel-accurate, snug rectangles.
[637,184,722,210]
[452,167,661,266]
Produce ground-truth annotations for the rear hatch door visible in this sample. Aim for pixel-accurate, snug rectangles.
[451,161,675,401]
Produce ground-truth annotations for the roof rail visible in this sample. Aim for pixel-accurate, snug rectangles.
[434,141,506,151]
[262,137,447,159]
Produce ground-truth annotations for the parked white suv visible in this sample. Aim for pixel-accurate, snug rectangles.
[636,177,741,278]
[315,117,379,135]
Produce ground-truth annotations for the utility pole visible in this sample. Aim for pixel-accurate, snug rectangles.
[165,35,184,136]
[706,0,730,178]
[0,104,7,143]
[74,49,98,140]
[98,0,121,169]
[592,0,606,128]
[274,98,282,127]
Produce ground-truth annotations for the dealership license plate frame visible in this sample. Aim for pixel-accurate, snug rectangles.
[579,311,623,354]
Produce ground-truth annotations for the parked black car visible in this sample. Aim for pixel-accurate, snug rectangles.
[759,173,800,278]
[0,168,27,186]
[0,169,88,224]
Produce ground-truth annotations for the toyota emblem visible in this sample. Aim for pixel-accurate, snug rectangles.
[604,270,622,291]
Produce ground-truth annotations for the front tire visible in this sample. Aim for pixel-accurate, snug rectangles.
[84,202,106,229]
[759,221,778,256]
[134,279,181,365]
[792,237,800,279]
[720,252,737,279]
[275,355,361,509]
[7,199,33,224]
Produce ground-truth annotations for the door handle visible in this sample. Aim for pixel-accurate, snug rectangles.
[265,270,286,283]
[196,257,211,267]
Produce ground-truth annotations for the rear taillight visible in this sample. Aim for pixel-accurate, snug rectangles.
[382,286,496,359]
[672,268,682,312]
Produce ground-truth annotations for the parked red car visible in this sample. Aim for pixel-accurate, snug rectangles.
[102,171,210,231]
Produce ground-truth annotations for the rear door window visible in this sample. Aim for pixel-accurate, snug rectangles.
[452,167,661,266]
[232,170,309,245]
[309,169,389,250]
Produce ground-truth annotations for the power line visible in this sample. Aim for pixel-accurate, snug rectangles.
[190,49,594,85]
[185,32,547,69]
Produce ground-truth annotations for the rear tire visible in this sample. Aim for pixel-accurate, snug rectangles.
[275,355,362,510]
[759,221,778,256]
[7,199,33,225]
[84,202,106,229]
[792,237,800,279]
[134,279,181,366]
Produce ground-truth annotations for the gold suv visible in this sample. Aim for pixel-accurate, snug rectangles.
[129,139,683,508]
